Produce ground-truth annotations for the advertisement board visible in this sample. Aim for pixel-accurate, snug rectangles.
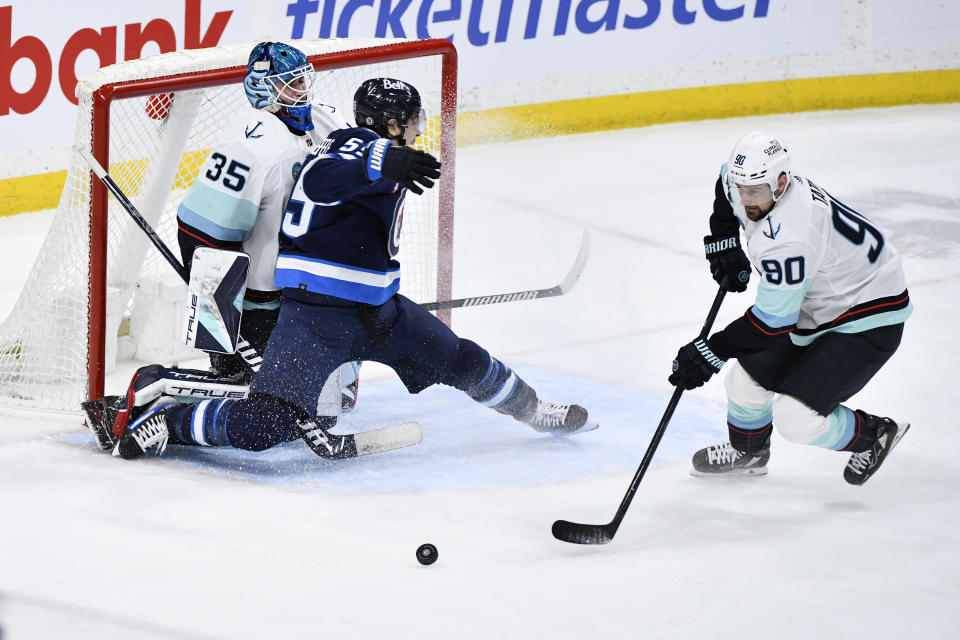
[0,0,958,187]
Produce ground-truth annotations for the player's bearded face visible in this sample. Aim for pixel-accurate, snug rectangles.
[736,183,775,221]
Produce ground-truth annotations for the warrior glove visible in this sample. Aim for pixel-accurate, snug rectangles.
[364,139,441,195]
[704,233,751,293]
[669,338,726,390]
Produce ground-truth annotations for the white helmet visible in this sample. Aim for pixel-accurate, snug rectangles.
[726,131,791,202]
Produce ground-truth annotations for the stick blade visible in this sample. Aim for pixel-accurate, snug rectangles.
[352,422,421,457]
[558,230,591,294]
[551,519,614,545]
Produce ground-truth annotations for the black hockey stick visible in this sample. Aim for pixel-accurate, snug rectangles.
[80,148,422,459]
[552,286,728,545]
[78,146,263,374]
[421,231,590,311]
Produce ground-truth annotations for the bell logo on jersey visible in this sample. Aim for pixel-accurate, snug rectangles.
[292,161,302,179]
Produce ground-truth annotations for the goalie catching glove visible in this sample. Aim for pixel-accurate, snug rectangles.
[364,138,441,195]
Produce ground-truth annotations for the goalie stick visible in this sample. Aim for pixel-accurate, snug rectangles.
[421,231,591,311]
[79,148,422,460]
[551,286,727,545]
[78,146,263,374]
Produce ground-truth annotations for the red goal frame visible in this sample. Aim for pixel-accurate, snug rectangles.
[85,39,457,402]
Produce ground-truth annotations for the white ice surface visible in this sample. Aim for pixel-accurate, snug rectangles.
[0,104,958,639]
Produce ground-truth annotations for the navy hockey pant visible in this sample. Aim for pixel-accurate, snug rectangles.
[165,294,536,451]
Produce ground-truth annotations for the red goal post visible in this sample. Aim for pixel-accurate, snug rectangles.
[0,38,457,412]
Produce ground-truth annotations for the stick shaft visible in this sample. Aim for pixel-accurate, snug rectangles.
[604,286,727,534]
[552,286,727,544]
[421,231,590,311]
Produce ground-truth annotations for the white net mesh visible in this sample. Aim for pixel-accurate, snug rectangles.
[0,39,454,412]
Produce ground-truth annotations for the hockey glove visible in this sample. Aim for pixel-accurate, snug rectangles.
[363,139,441,195]
[668,338,726,390]
[704,234,751,293]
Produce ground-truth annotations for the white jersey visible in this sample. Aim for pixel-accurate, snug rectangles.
[177,102,349,297]
[723,170,912,345]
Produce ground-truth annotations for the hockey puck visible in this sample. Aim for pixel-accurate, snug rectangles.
[416,543,438,565]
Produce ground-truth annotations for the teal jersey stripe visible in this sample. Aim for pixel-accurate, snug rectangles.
[727,398,774,431]
[790,302,913,346]
[755,278,810,327]
[179,183,259,241]
[809,406,857,450]
[242,298,281,311]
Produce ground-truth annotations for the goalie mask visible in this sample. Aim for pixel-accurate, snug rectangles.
[726,131,792,206]
[353,78,425,146]
[244,42,317,132]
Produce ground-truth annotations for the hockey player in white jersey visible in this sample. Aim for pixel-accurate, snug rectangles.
[177,40,348,382]
[669,131,912,486]
[82,42,358,450]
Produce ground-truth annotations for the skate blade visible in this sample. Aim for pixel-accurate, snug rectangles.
[690,466,768,478]
[551,420,599,436]
[890,422,910,450]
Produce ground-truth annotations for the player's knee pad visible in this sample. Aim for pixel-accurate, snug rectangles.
[772,395,829,445]
[724,362,773,408]
[222,393,306,451]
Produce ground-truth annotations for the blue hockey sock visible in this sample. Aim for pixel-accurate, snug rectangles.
[166,400,234,447]
[467,356,537,420]
[166,395,305,451]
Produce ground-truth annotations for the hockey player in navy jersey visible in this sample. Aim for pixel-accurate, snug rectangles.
[82,42,361,451]
[670,131,912,486]
[111,77,593,460]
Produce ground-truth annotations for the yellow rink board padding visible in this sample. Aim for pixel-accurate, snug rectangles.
[2,68,958,218]
[0,171,67,214]
[457,68,960,145]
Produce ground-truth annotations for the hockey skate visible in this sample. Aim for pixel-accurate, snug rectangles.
[691,441,770,477]
[525,401,597,435]
[844,412,910,486]
[112,399,179,460]
[81,395,123,451]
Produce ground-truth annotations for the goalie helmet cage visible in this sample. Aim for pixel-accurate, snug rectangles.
[0,38,457,413]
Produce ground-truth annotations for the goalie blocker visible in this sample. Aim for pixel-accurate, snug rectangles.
[183,247,249,354]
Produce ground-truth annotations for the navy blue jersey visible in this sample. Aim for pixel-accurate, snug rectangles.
[274,127,407,304]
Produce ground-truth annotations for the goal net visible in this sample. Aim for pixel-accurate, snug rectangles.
[0,38,457,412]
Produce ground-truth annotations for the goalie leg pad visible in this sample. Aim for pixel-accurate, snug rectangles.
[112,364,252,437]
